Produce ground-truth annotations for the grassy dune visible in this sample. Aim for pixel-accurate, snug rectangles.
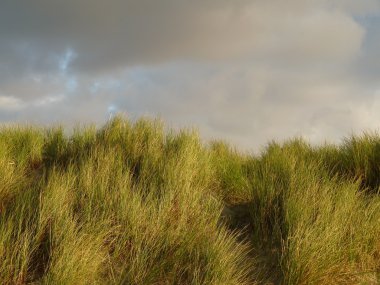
[0,116,379,284]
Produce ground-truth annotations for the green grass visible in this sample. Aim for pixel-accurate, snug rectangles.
[0,116,379,284]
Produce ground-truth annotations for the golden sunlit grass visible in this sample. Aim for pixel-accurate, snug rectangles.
[0,116,379,284]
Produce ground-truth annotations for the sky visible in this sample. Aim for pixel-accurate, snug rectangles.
[1,0,380,150]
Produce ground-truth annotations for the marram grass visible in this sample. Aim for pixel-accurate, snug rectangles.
[0,116,379,284]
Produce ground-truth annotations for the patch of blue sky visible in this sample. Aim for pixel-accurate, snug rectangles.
[65,77,78,93]
[352,14,380,82]
[107,104,117,114]
[59,48,77,74]
[107,104,118,120]
[123,61,219,92]
[89,78,125,95]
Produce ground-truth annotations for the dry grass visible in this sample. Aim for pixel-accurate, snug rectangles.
[0,116,379,284]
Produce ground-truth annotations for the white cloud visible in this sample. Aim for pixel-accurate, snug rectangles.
[33,94,65,106]
[0,96,25,111]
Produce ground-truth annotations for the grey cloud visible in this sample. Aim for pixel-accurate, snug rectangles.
[353,16,380,86]
[1,56,379,150]
[0,0,372,74]
[98,61,376,150]
[1,0,380,151]
[1,0,253,72]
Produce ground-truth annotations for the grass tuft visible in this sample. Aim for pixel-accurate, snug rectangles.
[0,117,379,284]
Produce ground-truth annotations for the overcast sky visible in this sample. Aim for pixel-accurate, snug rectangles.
[1,0,380,150]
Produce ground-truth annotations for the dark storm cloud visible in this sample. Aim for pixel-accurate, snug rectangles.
[1,0,257,73]
[2,0,375,73]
